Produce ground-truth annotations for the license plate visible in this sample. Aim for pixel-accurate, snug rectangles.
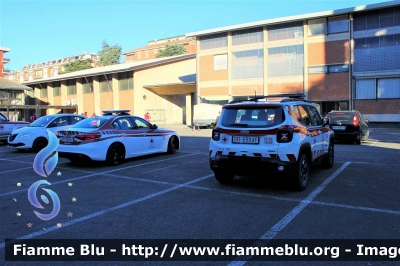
[232,136,259,144]
[63,137,73,142]
[332,126,346,130]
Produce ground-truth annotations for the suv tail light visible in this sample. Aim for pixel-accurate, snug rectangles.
[75,133,101,141]
[212,128,220,141]
[276,129,293,143]
[353,114,359,126]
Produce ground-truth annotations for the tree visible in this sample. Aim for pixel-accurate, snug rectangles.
[98,40,122,66]
[58,59,93,74]
[156,44,186,58]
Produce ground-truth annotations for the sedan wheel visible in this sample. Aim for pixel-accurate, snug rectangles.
[167,136,178,154]
[106,144,125,166]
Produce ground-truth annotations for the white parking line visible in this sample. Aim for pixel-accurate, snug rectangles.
[228,162,351,266]
[0,154,35,160]
[0,153,198,197]
[0,166,31,174]
[0,173,214,249]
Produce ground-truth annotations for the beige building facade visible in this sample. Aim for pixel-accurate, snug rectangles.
[14,54,196,125]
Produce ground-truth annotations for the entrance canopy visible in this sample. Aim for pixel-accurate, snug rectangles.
[143,82,196,95]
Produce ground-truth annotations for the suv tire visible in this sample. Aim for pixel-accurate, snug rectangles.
[293,153,309,191]
[321,141,334,169]
[214,171,235,184]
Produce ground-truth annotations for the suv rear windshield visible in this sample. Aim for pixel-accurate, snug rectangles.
[327,112,355,123]
[220,107,283,128]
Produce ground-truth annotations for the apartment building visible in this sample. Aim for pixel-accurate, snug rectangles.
[123,35,196,62]
[186,0,400,122]
[0,47,10,77]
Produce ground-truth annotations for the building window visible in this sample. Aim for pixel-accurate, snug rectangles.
[309,64,349,74]
[200,33,227,50]
[328,15,349,34]
[328,64,349,73]
[268,44,304,77]
[214,54,227,70]
[39,83,48,98]
[145,50,148,58]
[378,78,400,98]
[231,49,264,79]
[268,21,303,41]
[356,79,376,99]
[308,18,327,36]
[354,7,400,31]
[53,81,61,97]
[137,51,141,59]
[356,78,400,99]
[118,71,133,90]
[232,27,263,45]
[153,49,158,57]
[354,34,400,72]
[82,77,93,94]
[67,79,76,95]
[99,74,111,92]
[309,65,327,74]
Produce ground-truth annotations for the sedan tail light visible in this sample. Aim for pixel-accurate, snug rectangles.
[353,114,359,126]
[75,133,101,141]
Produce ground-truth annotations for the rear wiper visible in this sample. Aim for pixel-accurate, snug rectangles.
[229,123,248,127]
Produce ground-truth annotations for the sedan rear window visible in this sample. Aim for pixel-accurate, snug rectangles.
[327,112,354,123]
[220,107,283,128]
[70,117,108,128]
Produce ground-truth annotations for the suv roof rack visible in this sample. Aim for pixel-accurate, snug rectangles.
[229,93,306,104]
[102,110,131,116]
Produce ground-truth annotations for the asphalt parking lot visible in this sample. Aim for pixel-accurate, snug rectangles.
[1,126,400,265]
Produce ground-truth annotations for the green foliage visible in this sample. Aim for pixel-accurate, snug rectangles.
[156,44,186,58]
[98,40,122,66]
[58,59,93,74]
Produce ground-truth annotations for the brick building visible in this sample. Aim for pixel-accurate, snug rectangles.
[186,0,400,122]
[123,35,196,62]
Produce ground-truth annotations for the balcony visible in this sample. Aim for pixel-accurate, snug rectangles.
[2,58,10,63]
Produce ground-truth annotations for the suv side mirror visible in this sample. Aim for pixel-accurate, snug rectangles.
[365,119,369,124]
[322,118,330,126]
[151,124,158,129]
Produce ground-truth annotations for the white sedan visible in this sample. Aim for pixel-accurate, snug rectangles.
[56,110,180,165]
[8,114,86,152]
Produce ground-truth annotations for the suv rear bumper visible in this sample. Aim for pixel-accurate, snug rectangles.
[209,155,297,176]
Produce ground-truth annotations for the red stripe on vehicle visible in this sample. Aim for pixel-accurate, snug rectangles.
[253,153,262,157]
[287,154,296,162]
[219,128,278,135]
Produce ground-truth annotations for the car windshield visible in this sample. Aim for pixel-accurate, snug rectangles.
[70,117,108,128]
[327,112,354,123]
[0,113,7,122]
[220,107,283,128]
[29,116,54,127]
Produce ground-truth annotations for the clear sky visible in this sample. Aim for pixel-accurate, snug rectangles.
[0,0,394,71]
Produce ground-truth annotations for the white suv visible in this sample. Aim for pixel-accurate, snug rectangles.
[209,95,335,191]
